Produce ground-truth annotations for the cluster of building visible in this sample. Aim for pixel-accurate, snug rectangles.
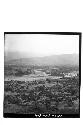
[63,71,79,78]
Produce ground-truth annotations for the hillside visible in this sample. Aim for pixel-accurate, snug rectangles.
[5,54,79,66]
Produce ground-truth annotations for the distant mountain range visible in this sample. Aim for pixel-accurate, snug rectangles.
[5,52,79,66]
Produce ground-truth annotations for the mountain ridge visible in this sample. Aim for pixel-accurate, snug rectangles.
[5,54,79,66]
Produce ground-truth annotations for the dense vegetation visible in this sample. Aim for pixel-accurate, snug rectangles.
[4,76,79,114]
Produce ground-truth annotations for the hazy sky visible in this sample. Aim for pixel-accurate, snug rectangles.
[5,34,79,57]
